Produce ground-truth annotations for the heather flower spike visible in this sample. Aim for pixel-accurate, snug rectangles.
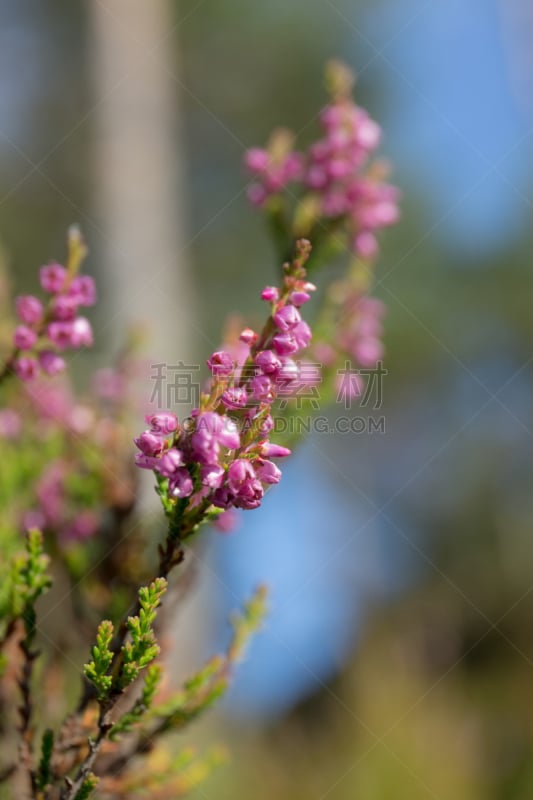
[244,60,399,267]
[135,239,315,523]
[0,226,95,385]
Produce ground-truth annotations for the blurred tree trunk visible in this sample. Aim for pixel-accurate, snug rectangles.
[88,0,194,388]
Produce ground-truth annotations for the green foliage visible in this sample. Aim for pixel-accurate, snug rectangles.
[119,578,167,688]
[73,773,98,800]
[118,746,227,797]
[147,586,267,733]
[9,529,52,630]
[83,620,114,701]
[36,728,54,792]
[83,578,167,705]
[109,663,162,740]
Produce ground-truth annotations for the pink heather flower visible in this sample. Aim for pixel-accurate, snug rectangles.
[249,374,274,402]
[146,412,179,434]
[306,164,328,190]
[273,304,301,331]
[221,386,248,409]
[39,350,66,376]
[234,479,264,510]
[214,508,239,533]
[358,297,386,318]
[46,322,73,350]
[247,184,268,207]
[68,275,96,307]
[169,468,193,498]
[352,337,384,367]
[134,430,166,457]
[353,231,378,260]
[254,349,281,375]
[158,449,184,477]
[63,510,99,542]
[207,350,234,377]
[51,294,78,321]
[290,291,311,306]
[260,443,291,458]
[15,295,44,326]
[135,453,159,470]
[13,325,37,350]
[292,320,312,349]
[283,152,304,181]
[212,486,234,509]
[254,459,282,485]
[277,357,299,382]
[227,459,255,493]
[272,331,298,356]
[244,148,270,173]
[70,317,93,347]
[261,286,279,303]
[201,464,225,489]
[14,357,38,381]
[239,328,258,346]
[226,460,264,510]
[40,263,67,293]
[192,412,240,463]
[0,408,21,439]
[355,113,381,151]
[320,104,344,130]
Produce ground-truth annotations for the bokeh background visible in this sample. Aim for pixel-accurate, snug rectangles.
[2,1,533,797]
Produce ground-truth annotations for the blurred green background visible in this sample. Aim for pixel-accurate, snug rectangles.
[2,1,533,797]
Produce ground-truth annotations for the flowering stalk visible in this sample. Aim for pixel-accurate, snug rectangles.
[244,61,399,270]
[134,238,315,539]
[0,227,95,385]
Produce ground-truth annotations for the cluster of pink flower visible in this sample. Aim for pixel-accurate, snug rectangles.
[23,460,100,544]
[244,71,399,261]
[10,263,95,381]
[135,241,315,517]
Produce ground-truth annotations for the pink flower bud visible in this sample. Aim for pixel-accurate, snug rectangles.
[290,291,311,306]
[158,448,184,476]
[14,357,38,381]
[201,464,225,489]
[353,231,378,260]
[169,468,194,498]
[244,148,270,173]
[353,337,384,367]
[239,328,258,346]
[134,430,165,457]
[273,304,301,331]
[207,350,234,377]
[254,349,281,375]
[70,317,93,347]
[39,351,66,376]
[40,263,67,293]
[13,325,37,350]
[221,386,248,409]
[15,295,43,326]
[261,286,279,303]
[254,459,282,485]
[69,275,96,307]
[272,331,298,356]
[260,443,291,458]
[51,294,78,321]
[247,183,268,207]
